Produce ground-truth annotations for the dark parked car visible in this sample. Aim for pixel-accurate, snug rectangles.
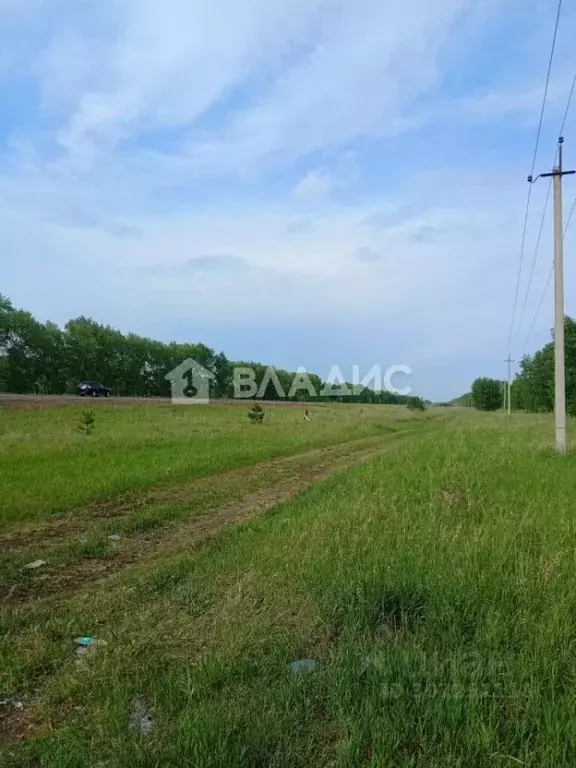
[77,381,111,397]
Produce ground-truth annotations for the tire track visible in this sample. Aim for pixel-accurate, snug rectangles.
[2,424,442,604]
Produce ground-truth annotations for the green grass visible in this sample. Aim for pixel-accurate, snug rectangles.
[3,412,576,765]
[0,407,438,589]
[0,402,431,529]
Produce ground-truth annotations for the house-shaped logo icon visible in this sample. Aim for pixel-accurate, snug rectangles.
[165,358,215,404]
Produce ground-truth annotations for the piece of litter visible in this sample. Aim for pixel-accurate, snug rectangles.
[74,637,108,665]
[74,636,108,648]
[289,659,318,675]
[108,534,121,541]
[0,694,38,708]
[129,701,154,736]
[24,560,46,570]
[75,636,93,647]
[74,637,107,668]
[0,696,24,708]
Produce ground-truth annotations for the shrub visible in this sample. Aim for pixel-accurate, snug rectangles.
[247,402,264,424]
[78,411,96,435]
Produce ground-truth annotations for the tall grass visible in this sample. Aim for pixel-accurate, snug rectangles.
[3,415,576,765]
[0,403,428,529]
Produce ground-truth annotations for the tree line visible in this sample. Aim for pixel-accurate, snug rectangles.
[511,316,576,415]
[467,316,576,413]
[0,295,416,405]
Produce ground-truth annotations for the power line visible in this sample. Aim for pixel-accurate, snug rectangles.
[517,63,576,342]
[559,71,576,137]
[508,186,533,351]
[523,263,553,349]
[515,177,553,338]
[565,192,576,233]
[529,0,563,175]
[507,0,564,354]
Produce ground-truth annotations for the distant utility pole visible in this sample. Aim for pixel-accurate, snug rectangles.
[532,136,575,453]
[504,357,514,415]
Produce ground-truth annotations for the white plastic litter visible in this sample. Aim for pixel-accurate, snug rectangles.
[289,659,318,675]
[129,701,154,736]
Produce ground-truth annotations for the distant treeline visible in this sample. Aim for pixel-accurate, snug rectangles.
[461,316,576,413]
[0,295,414,405]
[511,316,576,415]
[449,393,473,407]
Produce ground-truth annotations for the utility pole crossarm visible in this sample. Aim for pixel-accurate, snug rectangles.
[540,171,576,178]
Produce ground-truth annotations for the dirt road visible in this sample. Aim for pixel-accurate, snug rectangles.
[0,394,311,410]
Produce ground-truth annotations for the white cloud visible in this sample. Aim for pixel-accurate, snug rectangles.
[292,170,333,199]
[451,71,576,126]
[42,0,328,156]
[0,166,523,330]
[182,0,470,174]
[355,247,383,263]
[2,0,574,398]
[5,0,474,173]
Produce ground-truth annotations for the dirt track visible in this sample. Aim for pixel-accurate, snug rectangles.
[1,428,425,604]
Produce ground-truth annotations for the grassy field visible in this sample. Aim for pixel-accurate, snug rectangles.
[2,404,576,766]
[0,402,427,529]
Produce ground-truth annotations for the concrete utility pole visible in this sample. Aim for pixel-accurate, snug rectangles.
[504,357,514,415]
[534,137,575,453]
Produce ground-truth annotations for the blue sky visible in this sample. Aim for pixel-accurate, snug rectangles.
[2,0,576,400]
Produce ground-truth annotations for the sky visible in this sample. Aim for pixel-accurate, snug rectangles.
[2,0,576,400]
